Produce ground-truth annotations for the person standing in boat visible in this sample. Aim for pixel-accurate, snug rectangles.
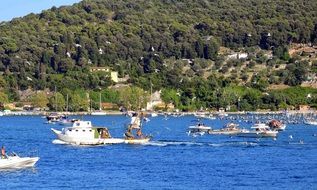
[130,112,141,129]
[1,146,6,159]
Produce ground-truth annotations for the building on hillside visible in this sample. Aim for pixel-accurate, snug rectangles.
[90,67,127,83]
[3,103,15,110]
[101,102,118,110]
[90,67,111,72]
[227,52,248,60]
[298,105,310,111]
[110,72,118,83]
[146,91,175,111]
[146,91,163,110]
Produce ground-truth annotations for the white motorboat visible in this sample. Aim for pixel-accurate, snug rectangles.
[0,154,39,169]
[46,113,67,123]
[51,120,124,145]
[187,121,212,136]
[236,123,278,138]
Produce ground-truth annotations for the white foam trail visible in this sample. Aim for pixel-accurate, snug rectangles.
[143,142,168,147]
[52,139,70,145]
[208,142,258,147]
[143,141,204,147]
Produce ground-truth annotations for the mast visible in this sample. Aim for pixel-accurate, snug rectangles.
[150,81,153,111]
[54,86,57,112]
[99,92,102,111]
[66,94,69,112]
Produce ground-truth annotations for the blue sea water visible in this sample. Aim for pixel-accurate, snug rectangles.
[0,115,316,189]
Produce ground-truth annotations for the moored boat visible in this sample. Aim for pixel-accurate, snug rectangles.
[90,111,107,116]
[51,120,124,145]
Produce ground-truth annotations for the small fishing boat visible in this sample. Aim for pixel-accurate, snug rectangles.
[0,154,39,170]
[208,123,243,135]
[236,123,278,138]
[51,120,124,145]
[124,112,152,144]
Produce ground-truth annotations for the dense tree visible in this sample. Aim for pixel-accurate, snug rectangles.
[0,0,316,111]
[31,92,49,108]
[49,92,66,111]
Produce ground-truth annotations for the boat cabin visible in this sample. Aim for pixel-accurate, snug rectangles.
[62,121,111,139]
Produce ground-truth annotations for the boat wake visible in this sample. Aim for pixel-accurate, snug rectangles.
[143,140,259,147]
[208,141,259,147]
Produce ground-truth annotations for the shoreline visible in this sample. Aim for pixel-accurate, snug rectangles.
[0,110,316,116]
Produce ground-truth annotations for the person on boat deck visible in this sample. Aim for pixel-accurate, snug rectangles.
[130,112,141,129]
[1,146,6,159]
[101,128,111,138]
[136,129,144,139]
[125,126,134,139]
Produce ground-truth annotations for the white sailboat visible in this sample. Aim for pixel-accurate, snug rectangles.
[91,92,107,115]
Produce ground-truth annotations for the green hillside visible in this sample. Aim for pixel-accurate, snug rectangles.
[0,0,317,111]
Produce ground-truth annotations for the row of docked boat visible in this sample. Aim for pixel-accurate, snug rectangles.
[187,119,286,138]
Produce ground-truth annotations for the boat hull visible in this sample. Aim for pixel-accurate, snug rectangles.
[51,128,125,145]
[0,157,39,169]
[235,131,278,138]
[124,138,151,144]
[208,130,242,135]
